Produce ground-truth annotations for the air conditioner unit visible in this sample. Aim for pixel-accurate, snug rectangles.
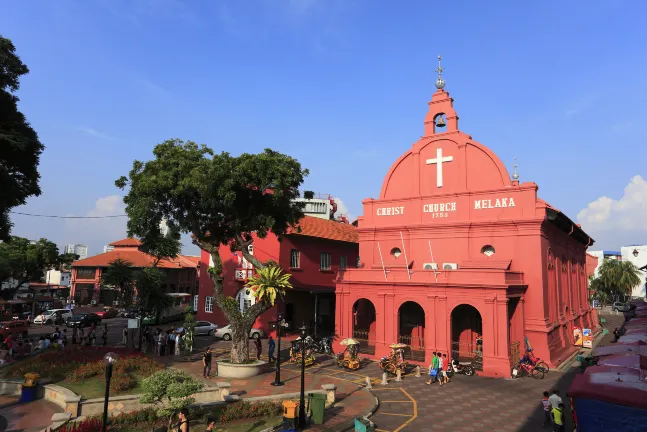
[423,263,438,270]
[443,263,459,270]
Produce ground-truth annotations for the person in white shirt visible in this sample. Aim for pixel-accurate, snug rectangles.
[548,389,562,409]
[36,337,46,350]
[436,352,445,386]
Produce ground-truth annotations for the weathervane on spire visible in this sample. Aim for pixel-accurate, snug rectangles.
[512,157,519,181]
[435,55,445,90]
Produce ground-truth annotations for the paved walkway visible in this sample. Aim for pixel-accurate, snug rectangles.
[0,396,63,432]
[171,359,376,431]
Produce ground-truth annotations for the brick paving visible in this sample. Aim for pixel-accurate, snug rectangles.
[0,396,63,432]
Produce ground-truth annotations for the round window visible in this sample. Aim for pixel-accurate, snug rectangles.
[390,248,402,258]
[481,245,495,257]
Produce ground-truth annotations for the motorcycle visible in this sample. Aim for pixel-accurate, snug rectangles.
[446,359,475,377]
[305,336,334,355]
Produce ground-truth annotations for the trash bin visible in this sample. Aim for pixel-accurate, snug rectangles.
[309,392,326,425]
[281,400,298,431]
[354,416,375,432]
[19,372,40,403]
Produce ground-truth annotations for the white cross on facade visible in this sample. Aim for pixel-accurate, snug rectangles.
[426,148,453,188]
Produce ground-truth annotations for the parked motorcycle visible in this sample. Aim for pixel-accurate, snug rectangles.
[305,336,334,355]
[446,359,475,377]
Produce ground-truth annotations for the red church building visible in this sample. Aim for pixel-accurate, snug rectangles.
[335,63,598,377]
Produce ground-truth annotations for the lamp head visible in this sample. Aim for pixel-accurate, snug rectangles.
[103,352,119,365]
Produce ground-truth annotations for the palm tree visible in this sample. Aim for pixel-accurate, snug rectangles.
[246,265,293,306]
[596,259,642,300]
[101,258,135,306]
[136,267,173,324]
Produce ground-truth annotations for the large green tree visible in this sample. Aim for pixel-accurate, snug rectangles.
[101,258,135,306]
[0,35,44,240]
[116,140,310,363]
[0,236,77,300]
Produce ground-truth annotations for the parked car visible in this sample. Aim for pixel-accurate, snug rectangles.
[0,320,28,339]
[612,302,631,312]
[214,324,263,340]
[95,307,118,319]
[12,312,33,326]
[65,313,102,328]
[178,321,218,336]
[34,309,73,325]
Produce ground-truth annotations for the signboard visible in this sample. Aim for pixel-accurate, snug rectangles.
[582,329,593,348]
[592,300,600,308]
[573,328,583,347]
[128,319,140,329]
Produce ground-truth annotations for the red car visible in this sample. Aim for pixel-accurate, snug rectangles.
[0,320,29,340]
[94,307,118,319]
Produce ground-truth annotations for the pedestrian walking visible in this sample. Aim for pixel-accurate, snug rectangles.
[175,331,182,356]
[168,330,175,355]
[254,337,262,360]
[203,347,213,378]
[268,336,276,363]
[613,328,620,343]
[426,352,439,385]
[442,353,450,383]
[40,312,45,327]
[548,389,562,429]
[122,326,128,346]
[436,352,444,386]
[156,330,163,356]
[541,391,551,427]
[102,324,108,346]
[551,402,565,432]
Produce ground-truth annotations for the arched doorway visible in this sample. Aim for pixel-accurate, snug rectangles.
[352,299,376,355]
[398,301,425,362]
[451,304,483,370]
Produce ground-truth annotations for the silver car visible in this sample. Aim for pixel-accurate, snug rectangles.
[214,324,264,340]
[194,321,218,336]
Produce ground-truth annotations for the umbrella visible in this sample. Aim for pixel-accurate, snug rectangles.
[340,338,359,346]
[389,343,408,349]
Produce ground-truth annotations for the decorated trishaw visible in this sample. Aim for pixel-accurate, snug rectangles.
[289,337,316,367]
[336,338,362,370]
[379,343,410,375]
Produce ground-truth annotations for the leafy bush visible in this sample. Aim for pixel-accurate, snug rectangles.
[51,417,102,431]
[110,374,137,392]
[140,369,203,421]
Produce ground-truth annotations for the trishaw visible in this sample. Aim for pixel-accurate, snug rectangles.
[379,343,409,375]
[289,337,316,367]
[336,338,362,370]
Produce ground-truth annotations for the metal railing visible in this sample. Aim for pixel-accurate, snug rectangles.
[509,341,521,366]
[353,328,376,355]
[398,335,426,362]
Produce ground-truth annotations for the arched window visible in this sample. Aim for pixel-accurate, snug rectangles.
[390,247,402,258]
[236,288,256,313]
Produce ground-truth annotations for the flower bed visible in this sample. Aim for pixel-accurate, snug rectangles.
[9,347,163,395]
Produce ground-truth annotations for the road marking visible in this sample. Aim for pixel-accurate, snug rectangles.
[393,388,417,432]
[379,413,411,417]
[369,388,403,391]
[375,429,391,432]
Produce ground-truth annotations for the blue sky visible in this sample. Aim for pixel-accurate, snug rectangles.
[3,0,647,256]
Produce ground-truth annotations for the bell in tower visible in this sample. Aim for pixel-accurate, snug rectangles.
[435,114,446,128]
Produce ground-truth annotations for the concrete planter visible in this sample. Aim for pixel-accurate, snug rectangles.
[217,360,266,378]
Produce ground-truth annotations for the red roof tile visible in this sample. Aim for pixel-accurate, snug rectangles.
[72,250,198,269]
[287,216,358,243]
[109,238,142,247]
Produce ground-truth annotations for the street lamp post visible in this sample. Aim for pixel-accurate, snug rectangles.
[271,312,285,387]
[298,325,307,428]
[137,306,144,351]
[102,352,119,432]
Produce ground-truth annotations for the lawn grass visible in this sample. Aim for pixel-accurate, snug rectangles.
[59,373,147,399]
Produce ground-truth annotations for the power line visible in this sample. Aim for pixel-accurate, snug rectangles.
[10,212,127,219]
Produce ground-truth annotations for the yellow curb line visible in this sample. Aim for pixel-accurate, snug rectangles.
[393,388,417,432]
[369,388,403,391]
[375,429,391,432]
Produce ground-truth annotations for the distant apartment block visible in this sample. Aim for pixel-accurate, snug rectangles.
[64,244,89,260]
[103,245,115,253]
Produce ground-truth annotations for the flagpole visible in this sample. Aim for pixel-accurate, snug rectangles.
[377,243,388,281]
[400,232,411,281]
[428,240,438,283]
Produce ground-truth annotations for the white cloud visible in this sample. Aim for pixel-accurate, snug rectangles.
[577,175,647,248]
[333,197,356,222]
[73,126,115,140]
[63,195,128,255]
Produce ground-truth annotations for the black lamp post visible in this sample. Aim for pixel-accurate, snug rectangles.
[271,312,285,387]
[298,324,307,428]
[102,352,118,432]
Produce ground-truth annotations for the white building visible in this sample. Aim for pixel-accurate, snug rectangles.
[45,269,71,287]
[621,245,647,299]
[293,194,346,221]
[64,244,88,260]
[587,250,622,279]
[103,245,115,253]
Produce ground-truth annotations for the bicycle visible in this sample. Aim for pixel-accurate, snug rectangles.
[511,358,544,379]
[524,348,550,374]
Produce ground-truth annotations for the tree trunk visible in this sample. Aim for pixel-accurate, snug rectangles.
[231,321,252,362]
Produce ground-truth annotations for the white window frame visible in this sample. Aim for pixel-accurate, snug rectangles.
[236,288,256,313]
[290,249,301,268]
[340,256,347,270]
[320,252,332,270]
[193,295,199,312]
[205,296,213,313]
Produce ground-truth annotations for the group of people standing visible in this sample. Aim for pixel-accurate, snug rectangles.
[142,326,186,356]
[425,351,449,386]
